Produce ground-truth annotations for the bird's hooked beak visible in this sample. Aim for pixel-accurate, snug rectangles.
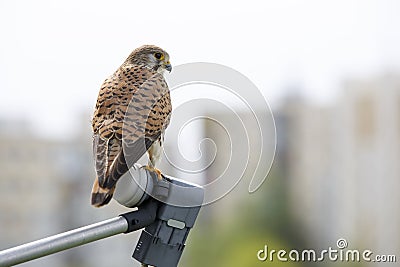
[164,61,172,72]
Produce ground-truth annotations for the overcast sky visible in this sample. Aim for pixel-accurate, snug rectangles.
[1,0,400,138]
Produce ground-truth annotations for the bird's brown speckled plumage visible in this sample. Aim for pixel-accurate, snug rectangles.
[91,45,172,207]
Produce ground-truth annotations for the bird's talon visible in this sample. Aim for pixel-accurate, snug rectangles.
[154,169,163,180]
[144,166,163,181]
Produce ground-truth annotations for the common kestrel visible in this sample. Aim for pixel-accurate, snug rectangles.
[91,45,172,207]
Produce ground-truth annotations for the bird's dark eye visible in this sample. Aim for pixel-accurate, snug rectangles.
[154,52,164,60]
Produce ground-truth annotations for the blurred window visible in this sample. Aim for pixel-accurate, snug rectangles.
[355,95,375,142]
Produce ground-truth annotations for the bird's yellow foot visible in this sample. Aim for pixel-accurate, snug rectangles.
[144,165,163,181]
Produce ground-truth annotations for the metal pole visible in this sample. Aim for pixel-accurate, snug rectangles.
[0,216,128,267]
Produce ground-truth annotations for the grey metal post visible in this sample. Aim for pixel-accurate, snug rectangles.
[0,216,128,267]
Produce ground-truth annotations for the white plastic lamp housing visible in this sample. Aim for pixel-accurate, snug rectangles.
[113,164,150,208]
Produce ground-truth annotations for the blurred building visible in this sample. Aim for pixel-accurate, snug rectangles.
[0,117,143,267]
[200,110,274,220]
[0,123,68,267]
[277,96,336,246]
[279,74,400,262]
[189,73,400,266]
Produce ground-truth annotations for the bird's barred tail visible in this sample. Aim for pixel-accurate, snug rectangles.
[91,179,115,207]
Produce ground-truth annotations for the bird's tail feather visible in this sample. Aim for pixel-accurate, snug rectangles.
[91,179,115,207]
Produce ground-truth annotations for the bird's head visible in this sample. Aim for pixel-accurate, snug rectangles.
[124,45,172,74]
